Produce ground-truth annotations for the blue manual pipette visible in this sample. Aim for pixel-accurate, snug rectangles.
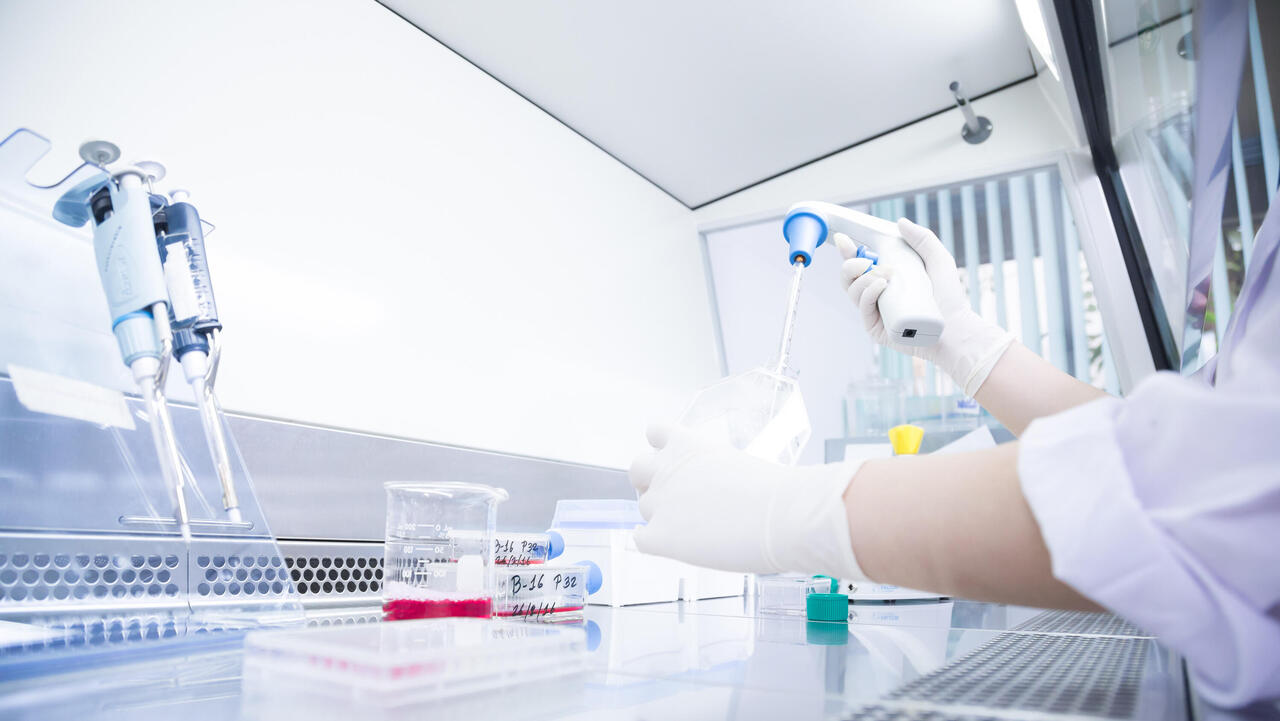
[55,152,193,540]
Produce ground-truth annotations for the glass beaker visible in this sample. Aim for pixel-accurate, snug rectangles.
[382,482,509,620]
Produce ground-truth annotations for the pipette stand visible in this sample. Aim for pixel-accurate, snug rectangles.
[0,128,303,676]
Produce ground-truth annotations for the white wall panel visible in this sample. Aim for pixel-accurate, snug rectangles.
[0,0,718,469]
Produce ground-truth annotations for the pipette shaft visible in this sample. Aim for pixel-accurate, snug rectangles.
[773,260,805,375]
[184,351,241,523]
[142,383,191,539]
[130,328,191,541]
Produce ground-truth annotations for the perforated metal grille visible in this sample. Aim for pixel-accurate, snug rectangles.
[277,541,383,601]
[0,535,298,614]
[0,538,383,612]
[193,553,289,598]
[846,706,1000,720]
[284,555,382,596]
[0,611,184,658]
[0,550,181,604]
[305,611,381,627]
[885,633,1150,718]
[1012,609,1149,637]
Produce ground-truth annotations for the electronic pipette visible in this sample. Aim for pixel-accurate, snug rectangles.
[151,189,241,523]
[783,200,944,346]
[54,151,193,540]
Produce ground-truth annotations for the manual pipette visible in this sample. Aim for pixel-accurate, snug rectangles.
[153,189,240,523]
[59,158,194,540]
[783,201,944,345]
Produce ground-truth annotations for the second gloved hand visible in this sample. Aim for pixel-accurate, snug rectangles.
[835,218,1014,397]
[628,423,866,580]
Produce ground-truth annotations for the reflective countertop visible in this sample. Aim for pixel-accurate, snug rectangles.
[1,596,1275,721]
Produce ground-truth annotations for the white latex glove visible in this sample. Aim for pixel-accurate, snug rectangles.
[834,218,1014,397]
[628,423,867,580]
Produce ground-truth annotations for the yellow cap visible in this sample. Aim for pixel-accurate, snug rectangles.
[888,424,924,455]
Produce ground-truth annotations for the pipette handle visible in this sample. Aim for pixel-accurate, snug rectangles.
[84,172,171,365]
[784,201,944,346]
[156,194,220,335]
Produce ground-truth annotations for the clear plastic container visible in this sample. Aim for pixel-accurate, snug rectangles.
[382,482,508,620]
[678,366,810,464]
[493,532,555,566]
[548,499,645,530]
[242,618,588,707]
[494,563,599,619]
[757,574,829,616]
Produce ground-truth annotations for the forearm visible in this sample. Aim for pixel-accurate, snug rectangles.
[975,342,1109,436]
[843,441,1101,611]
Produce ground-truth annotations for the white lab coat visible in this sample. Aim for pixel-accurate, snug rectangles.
[1017,189,1280,707]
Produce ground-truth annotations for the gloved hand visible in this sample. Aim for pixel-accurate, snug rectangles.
[835,218,1014,397]
[628,423,867,580]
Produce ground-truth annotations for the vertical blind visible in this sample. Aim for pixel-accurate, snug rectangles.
[845,165,1118,397]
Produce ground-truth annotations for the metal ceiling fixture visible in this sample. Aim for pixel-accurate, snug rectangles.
[950,81,993,144]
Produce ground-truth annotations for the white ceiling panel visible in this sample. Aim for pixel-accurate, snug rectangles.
[382,1,1035,207]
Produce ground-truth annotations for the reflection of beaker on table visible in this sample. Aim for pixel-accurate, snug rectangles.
[678,366,810,465]
[382,482,508,620]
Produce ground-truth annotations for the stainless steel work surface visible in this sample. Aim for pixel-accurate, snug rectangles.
[0,597,1229,721]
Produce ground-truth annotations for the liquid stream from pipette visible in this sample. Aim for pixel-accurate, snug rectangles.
[773,261,805,375]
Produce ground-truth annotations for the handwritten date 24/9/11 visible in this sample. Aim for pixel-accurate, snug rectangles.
[509,571,580,596]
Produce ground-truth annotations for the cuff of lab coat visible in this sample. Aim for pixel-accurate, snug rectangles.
[1017,396,1134,597]
[1017,397,1261,707]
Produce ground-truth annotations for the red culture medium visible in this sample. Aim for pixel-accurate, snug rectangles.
[382,597,493,621]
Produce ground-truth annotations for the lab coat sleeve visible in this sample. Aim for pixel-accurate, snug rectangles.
[1017,372,1280,708]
